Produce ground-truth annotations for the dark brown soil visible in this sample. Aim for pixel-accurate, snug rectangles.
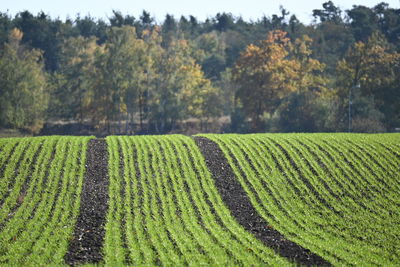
[64,139,109,266]
[194,136,330,266]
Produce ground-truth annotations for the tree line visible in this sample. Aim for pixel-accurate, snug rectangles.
[0,1,399,134]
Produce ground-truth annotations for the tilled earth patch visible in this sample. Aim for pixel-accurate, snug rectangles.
[65,139,109,265]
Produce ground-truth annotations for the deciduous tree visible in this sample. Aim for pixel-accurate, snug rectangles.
[336,31,400,130]
[52,35,100,123]
[232,30,297,131]
[0,28,49,133]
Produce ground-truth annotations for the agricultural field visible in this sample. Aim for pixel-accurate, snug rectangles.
[104,135,288,265]
[201,133,400,266]
[0,133,399,266]
[0,136,92,265]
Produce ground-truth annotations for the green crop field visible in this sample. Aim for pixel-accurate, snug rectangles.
[201,133,400,265]
[104,135,288,265]
[0,136,92,265]
[0,133,399,266]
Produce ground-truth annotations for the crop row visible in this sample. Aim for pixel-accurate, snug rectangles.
[201,133,400,265]
[0,136,91,265]
[103,135,289,265]
[1,133,398,266]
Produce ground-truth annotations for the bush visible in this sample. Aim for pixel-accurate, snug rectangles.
[352,117,386,133]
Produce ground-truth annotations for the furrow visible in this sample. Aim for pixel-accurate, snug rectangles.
[194,135,329,266]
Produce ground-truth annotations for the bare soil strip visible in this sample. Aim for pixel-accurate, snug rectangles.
[65,139,109,265]
[194,136,330,266]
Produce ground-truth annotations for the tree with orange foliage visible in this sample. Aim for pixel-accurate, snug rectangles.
[232,30,297,131]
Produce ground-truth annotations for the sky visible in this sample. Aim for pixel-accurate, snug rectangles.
[2,0,400,24]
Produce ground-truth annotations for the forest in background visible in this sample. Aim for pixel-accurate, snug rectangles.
[0,1,399,135]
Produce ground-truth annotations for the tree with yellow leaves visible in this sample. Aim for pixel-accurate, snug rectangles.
[290,35,327,94]
[336,31,400,130]
[52,35,101,125]
[232,30,327,131]
[0,28,49,133]
[148,37,220,133]
[232,30,296,131]
[273,35,330,132]
[179,62,221,130]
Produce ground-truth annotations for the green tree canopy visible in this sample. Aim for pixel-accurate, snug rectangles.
[0,28,49,133]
